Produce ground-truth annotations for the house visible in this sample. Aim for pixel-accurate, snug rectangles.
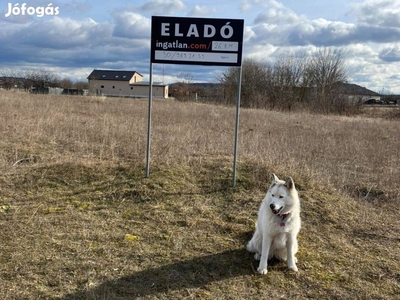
[87,69,168,98]
[129,81,169,98]
[334,82,381,104]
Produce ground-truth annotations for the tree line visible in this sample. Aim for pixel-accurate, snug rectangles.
[173,47,359,114]
[0,68,88,90]
[220,47,355,114]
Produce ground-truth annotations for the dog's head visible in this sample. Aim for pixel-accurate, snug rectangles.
[267,174,297,215]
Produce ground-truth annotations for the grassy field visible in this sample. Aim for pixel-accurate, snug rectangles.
[0,91,399,299]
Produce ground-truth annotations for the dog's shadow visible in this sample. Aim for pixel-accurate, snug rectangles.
[61,248,257,299]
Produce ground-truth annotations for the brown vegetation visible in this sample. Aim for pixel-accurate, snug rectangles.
[220,48,355,114]
[0,91,399,299]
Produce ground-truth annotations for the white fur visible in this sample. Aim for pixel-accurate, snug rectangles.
[246,174,301,275]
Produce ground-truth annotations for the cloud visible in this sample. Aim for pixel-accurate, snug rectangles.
[253,7,299,25]
[187,5,217,17]
[0,14,150,71]
[138,0,186,15]
[0,17,89,52]
[350,0,400,28]
[248,18,354,47]
[246,0,400,46]
[62,0,93,13]
[111,11,151,39]
[240,0,284,13]
[21,17,110,49]
[379,45,400,62]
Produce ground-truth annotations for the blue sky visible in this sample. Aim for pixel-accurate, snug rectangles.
[1,0,400,93]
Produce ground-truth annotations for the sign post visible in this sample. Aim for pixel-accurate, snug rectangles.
[145,63,153,178]
[232,66,242,187]
[146,16,244,186]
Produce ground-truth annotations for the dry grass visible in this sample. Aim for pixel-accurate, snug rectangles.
[0,91,399,299]
[361,105,400,120]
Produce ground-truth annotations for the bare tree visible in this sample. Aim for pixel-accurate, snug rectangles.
[24,69,60,89]
[74,81,89,90]
[304,47,347,106]
[220,59,269,108]
[176,72,194,84]
[219,65,238,106]
[173,72,195,101]
[241,59,269,108]
[220,47,350,113]
[59,78,74,89]
[266,54,306,110]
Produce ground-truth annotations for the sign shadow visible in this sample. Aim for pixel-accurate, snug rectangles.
[61,248,254,299]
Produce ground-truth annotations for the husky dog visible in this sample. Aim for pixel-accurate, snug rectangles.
[246,174,301,274]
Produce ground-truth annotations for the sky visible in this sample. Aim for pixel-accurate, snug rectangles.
[1,0,400,93]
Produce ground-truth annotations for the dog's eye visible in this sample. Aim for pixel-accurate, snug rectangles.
[271,194,275,197]
[279,195,284,199]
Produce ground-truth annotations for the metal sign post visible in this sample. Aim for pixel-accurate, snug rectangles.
[146,16,244,184]
[232,66,242,187]
[145,62,153,178]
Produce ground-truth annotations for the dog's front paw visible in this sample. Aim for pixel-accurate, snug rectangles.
[254,253,261,261]
[257,267,268,275]
[288,265,298,272]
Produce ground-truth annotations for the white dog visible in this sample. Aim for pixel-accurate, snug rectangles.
[246,174,301,274]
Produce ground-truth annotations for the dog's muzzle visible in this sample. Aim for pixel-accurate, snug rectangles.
[269,203,282,215]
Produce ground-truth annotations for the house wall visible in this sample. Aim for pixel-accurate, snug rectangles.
[89,79,136,96]
[347,94,381,104]
[88,79,168,98]
[129,74,142,84]
[130,84,169,98]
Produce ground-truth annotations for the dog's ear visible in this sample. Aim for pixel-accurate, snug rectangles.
[271,173,279,184]
[285,177,295,190]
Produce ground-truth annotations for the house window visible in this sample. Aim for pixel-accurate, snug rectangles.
[123,75,127,78]
[101,75,106,78]
[101,85,104,88]
[115,75,119,78]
